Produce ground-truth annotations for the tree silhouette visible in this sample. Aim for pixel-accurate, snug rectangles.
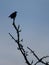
[9,11,49,65]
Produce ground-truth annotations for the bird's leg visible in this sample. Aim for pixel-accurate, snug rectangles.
[13,18,15,24]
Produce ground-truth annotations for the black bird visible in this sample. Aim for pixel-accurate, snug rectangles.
[9,11,17,22]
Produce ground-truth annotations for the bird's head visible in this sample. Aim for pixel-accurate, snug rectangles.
[15,11,18,14]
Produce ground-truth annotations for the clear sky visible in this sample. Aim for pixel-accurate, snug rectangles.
[0,0,49,65]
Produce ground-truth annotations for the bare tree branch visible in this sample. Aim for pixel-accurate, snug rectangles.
[27,47,49,65]
[31,60,33,65]
[9,33,18,43]
[9,21,31,65]
[34,56,49,65]
[27,47,39,60]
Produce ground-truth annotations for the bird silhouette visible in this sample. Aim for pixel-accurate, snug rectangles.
[9,11,17,23]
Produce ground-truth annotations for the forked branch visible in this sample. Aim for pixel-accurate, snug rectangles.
[27,47,49,65]
[9,21,31,65]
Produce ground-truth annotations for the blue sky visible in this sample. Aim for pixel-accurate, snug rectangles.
[0,0,49,65]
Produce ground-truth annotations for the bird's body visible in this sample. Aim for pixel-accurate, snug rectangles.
[9,11,17,19]
[9,11,17,23]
